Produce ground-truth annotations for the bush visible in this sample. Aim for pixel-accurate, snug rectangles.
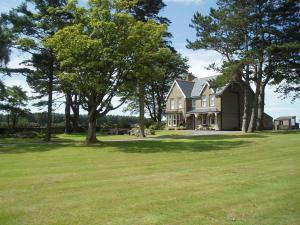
[14,131,42,139]
[148,122,166,130]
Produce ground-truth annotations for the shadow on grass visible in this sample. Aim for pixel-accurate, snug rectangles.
[108,135,253,154]
[0,133,272,154]
[151,133,268,140]
[0,141,85,154]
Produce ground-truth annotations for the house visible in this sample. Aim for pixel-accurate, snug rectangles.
[165,74,273,130]
[274,116,299,130]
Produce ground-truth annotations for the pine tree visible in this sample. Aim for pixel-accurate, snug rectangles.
[2,0,73,141]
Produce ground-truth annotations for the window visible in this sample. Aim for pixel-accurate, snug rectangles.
[209,94,215,107]
[170,98,175,109]
[210,114,215,124]
[173,115,177,126]
[192,99,196,109]
[168,115,172,126]
[203,114,207,124]
[201,95,207,107]
[178,97,183,109]
[168,114,177,127]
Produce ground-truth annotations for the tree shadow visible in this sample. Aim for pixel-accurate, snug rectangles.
[107,136,252,154]
[0,140,84,154]
[150,133,268,140]
[0,132,273,154]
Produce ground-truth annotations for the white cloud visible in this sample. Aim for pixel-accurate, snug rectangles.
[165,0,204,5]
[177,47,222,77]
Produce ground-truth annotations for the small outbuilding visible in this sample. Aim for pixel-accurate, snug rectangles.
[274,116,299,130]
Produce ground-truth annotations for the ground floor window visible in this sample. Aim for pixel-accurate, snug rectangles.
[202,114,207,125]
[210,114,215,124]
[167,114,177,127]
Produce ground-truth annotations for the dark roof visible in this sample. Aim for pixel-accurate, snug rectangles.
[274,116,296,121]
[190,75,219,97]
[175,80,194,97]
[187,107,220,114]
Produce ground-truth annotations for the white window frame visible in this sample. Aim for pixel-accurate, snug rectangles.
[168,115,172,126]
[170,98,175,110]
[201,95,207,107]
[178,97,183,109]
[172,114,177,127]
[209,94,215,107]
[167,114,177,127]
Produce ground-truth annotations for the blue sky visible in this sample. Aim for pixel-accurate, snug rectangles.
[1,0,299,121]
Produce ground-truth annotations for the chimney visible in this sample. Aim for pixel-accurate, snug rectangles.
[185,73,196,81]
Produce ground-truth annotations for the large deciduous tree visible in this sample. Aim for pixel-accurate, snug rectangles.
[46,0,167,143]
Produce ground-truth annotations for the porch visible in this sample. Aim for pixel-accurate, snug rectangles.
[186,108,221,131]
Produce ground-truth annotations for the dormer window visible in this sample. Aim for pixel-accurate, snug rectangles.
[209,94,215,107]
[170,98,175,109]
[201,95,207,107]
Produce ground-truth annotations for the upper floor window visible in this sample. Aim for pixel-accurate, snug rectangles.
[170,98,175,109]
[192,99,196,109]
[178,97,183,109]
[201,95,207,107]
[209,94,215,107]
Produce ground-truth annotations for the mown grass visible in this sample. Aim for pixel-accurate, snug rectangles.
[0,131,299,225]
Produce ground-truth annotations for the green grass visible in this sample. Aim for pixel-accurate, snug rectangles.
[0,131,299,225]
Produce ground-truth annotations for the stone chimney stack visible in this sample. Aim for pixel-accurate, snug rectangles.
[185,73,196,81]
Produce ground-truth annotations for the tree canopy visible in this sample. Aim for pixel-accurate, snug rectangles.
[46,0,168,143]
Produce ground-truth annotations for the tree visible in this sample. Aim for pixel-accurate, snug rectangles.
[126,0,176,135]
[2,0,73,141]
[270,1,300,101]
[187,0,253,132]
[0,86,29,130]
[125,49,188,128]
[46,0,167,143]
[0,20,11,66]
[188,0,300,132]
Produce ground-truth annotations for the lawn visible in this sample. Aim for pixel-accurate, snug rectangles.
[0,131,299,225]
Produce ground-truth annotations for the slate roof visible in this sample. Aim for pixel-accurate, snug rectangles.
[274,116,296,121]
[175,80,194,97]
[190,75,219,97]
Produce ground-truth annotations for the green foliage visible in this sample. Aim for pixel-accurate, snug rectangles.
[0,21,11,66]
[0,85,29,129]
[45,0,167,142]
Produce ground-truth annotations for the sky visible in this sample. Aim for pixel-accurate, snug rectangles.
[1,0,299,121]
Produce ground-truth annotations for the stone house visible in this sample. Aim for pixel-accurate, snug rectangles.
[165,74,273,130]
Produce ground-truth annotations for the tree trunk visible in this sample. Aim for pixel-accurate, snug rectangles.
[242,84,249,133]
[156,97,163,129]
[70,94,80,133]
[12,114,17,131]
[242,66,250,133]
[45,63,53,142]
[86,109,98,144]
[256,83,265,131]
[248,64,263,133]
[7,114,10,130]
[65,92,72,134]
[138,82,146,137]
